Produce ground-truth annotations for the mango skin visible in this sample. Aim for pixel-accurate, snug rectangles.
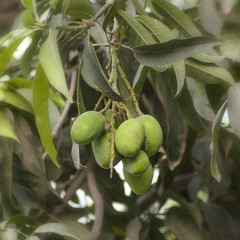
[115,119,145,157]
[92,130,121,169]
[138,115,163,157]
[122,150,149,176]
[123,163,153,195]
[71,111,105,145]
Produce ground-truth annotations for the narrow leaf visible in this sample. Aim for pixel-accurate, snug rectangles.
[133,65,149,95]
[192,53,224,63]
[185,59,235,86]
[209,101,227,181]
[39,30,71,101]
[187,78,215,121]
[26,237,40,240]
[71,142,81,170]
[0,228,17,240]
[83,41,122,101]
[21,0,37,13]
[228,82,240,137]
[0,110,20,142]
[33,65,59,167]
[151,0,201,37]
[172,60,185,96]
[117,9,155,46]
[133,37,219,67]
[33,223,80,240]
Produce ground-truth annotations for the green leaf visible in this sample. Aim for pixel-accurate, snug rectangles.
[228,82,240,137]
[71,142,81,170]
[7,78,33,89]
[26,237,40,240]
[33,223,80,240]
[117,9,155,46]
[192,53,224,63]
[63,0,95,19]
[198,0,222,37]
[82,40,122,101]
[151,0,201,37]
[0,228,17,240]
[33,65,59,168]
[133,37,218,67]
[39,30,71,101]
[136,15,175,42]
[185,59,235,86]
[132,65,149,95]
[186,78,215,121]
[0,110,19,142]
[0,35,27,75]
[2,91,33,113]
[172,60,185,96]
[209,101,227,182]
[0,136,13,199]
[131,0,147,15]
[21,0,37,13]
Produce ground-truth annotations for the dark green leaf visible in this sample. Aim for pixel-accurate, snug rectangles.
[32,65,59,167]
[133,37,218,67]
[82,40,122,101]
[33,223,80,239]
[185,59,235,86]
[151,0,201,37]
[117,9,155,46]
[228,82,240,137]
[186,78,215,121]
[39,30,71,101]
[132,64,149,95]
[209,101,227,181]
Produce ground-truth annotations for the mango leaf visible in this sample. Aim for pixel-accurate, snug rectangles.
[7,78,32,89]
[0,136,13,199]
[192,53,224,63]
[228,82,240,137]
[198,0,222,37]
[0,35,28,74]
[71,142,81,170]
[0,228,17,240]
[172,60,185,96]
[0,110,19,142]
[136,15,175,42]
[26,237,40,240]
[63,0,95,19]
[131,0,147,15]
[186,78,215,121]
[209,101,227,182]
[185,59,235,86]
[39,30,71,101]
[116,9,155,47]
[2,91,33,113]
[133,37,218,67]
[21,0,37,13]
[132,64,149,95]
[151,0,201,37]
[33,223,80,240]
[33,65,59,167]
[82,40,122,101]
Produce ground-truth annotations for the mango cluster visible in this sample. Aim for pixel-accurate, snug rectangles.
[70,111,163,195]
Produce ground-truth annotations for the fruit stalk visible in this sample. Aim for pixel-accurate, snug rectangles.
[110,101,116,178]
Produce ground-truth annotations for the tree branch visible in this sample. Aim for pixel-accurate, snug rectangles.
[87,160,104,240]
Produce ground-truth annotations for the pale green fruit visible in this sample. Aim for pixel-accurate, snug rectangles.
[71,111,105,145]
[138,115,163,157]
[92,130,121,169]
[115,119,145,157]
[123,163,153,195]
[122,150,149,176]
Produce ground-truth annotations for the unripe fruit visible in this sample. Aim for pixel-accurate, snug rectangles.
[71,111,105,145]
[123,163,153,195]
[138,115,163,157]
[92,130,121,169]
[115,119,145,157]
[122,150,149,176]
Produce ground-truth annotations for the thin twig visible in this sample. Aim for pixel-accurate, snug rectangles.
[51,70,78,139]
[87,160,104,240]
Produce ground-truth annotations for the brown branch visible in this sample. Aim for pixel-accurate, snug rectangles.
[51,70,77,139]
[87,160,104,240]
[52,170,86,218]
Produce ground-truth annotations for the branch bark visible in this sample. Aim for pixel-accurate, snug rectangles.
[87,160,104,240]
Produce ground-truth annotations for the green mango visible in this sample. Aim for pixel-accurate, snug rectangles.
[92,130,121,169]
[123,163,153,195]
[115,119,145,157]
[138,115,163,157]
[122,150,149,176]
[71,111,105,145]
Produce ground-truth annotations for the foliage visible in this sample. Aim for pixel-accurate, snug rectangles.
[1,0,240,239]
